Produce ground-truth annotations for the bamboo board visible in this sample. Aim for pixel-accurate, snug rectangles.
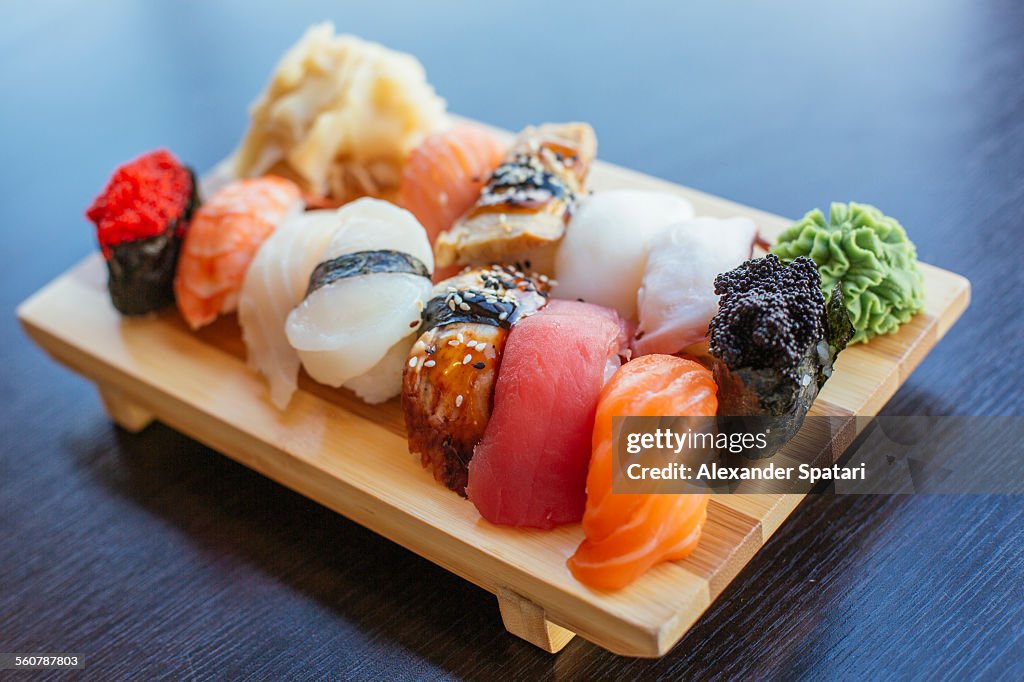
[17,159,970,657]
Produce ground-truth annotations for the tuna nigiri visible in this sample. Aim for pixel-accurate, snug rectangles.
[467,300,627,529]
[398,124,506,244]
[175,176,303,330]
[568,354,716,590]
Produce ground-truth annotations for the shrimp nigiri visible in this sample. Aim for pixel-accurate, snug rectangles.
[174,176,302,329]
[398,124,506,245]
[568,354,716,590]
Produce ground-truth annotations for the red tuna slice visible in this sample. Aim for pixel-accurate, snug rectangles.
[467,300,626,529]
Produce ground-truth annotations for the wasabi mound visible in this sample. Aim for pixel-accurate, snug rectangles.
[772,202,924,343]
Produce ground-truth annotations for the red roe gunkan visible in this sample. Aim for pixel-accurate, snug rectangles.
[85,149,199,315]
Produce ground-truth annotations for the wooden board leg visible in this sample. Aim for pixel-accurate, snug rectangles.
[97,384,155,433]
[497,588,576,653]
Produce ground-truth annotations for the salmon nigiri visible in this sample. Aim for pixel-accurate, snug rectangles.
[568,354,717,590]
[174,176,302,329]
[398,124,506,246]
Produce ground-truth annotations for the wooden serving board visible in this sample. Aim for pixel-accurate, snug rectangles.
[17,158,969,657]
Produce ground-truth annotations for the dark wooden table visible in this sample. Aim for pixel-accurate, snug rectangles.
[2,1,1022,679]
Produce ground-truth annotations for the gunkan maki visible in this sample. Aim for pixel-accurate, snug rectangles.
[85,149,199,315]
[708,254,855,458]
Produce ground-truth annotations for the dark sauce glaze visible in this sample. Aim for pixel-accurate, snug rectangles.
[472,154,570,212]
[419,264,550,333]
[467,138,583,223]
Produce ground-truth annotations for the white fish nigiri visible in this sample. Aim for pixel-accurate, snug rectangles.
[286,198,434,403]
[553,190,694,319]
[634,216,756,355]
[239,209,342,410]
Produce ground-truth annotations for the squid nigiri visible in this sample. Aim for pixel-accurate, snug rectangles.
[175,176,303,330]
[634,216,756,356]
[286,198,434,404]
[398,124,506,244]
[568,354,716,590]
[467,300,627,528]
[402,265,549,495]
[552,190,694,320]
[238,209,342,409]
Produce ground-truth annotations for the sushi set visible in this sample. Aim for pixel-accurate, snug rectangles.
[18,23,970,656]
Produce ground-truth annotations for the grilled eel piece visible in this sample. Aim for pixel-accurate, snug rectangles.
[434,123,597,270]
[402,265,550,495]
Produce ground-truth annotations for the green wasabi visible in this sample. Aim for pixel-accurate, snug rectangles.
[771,202,925,344]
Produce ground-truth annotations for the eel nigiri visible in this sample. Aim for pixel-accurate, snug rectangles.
[634,216,756,355]
[402,265,549,495]
[238,209,342,410]
[174,176,303,330]
[434,123,597,272]
[568,354,716,590]
[553,190,694,320]
[286,198,434,404]
[398,124,506,244]
[467,300,627,528]
[85,149,199,315]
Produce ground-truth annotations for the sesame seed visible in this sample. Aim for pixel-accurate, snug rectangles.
[455,394,464,407]
[473,361,486,369]
[447,298,456,311]
[498,311,509,321]
[424,359,436,368]
[462,354,473,365]
[459,302,471,311]
[457,333,465,343]
[447,339,459,346]
[408,357,418,368]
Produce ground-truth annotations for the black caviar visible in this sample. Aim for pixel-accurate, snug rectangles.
[708,254,825,378]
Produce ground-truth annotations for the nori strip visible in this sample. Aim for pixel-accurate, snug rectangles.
[820,282,855,387]
[420,291,520,332]
[105,167,199,316]
[107,231,182,315]
[714,283,855,459]
[305,250,430,298]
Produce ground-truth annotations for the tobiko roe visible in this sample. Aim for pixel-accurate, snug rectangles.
[85,149,198,315]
